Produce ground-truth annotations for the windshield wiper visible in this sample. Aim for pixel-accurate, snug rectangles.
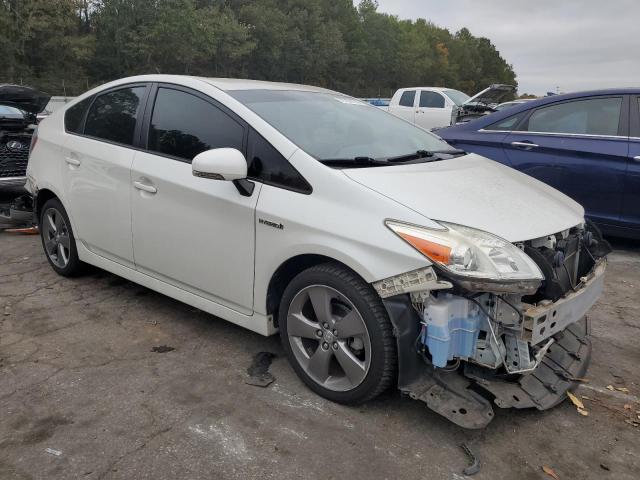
[319,156,389,168]
[386,149,466,163]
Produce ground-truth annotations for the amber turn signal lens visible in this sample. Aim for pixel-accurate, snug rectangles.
[397,231,451,264]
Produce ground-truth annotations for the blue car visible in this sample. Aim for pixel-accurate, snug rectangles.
[437,89,640,239]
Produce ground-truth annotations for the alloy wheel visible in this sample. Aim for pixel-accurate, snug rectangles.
[42,207,71,268]
[286,285,371,392]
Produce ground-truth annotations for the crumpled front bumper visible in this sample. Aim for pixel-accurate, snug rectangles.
[383,264,599,429]
[465,317,591,411]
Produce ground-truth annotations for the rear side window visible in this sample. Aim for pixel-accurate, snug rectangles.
[527,97,622,136]
[399,90,416,107]
[148,88,244,162]
[84,87,146,145]
[247,128,311,193]
[64,96,93,134]
[485,112,526,131]
[419,91,445,108]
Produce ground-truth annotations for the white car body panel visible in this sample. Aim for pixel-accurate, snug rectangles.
[389,87,457,130]
[131,150,262,315]
[62,134,136,267]
[26,74,584,338]
[343,154,584,242]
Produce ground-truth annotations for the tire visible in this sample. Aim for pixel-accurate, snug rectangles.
[279,262,396,404]
[39,198,84,277]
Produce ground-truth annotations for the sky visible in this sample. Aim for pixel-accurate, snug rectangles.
[371,0,640,96]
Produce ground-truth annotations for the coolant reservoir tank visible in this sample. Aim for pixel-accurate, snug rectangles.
[422,294,481,368]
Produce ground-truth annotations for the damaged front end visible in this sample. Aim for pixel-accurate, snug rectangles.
[376,221,610,428]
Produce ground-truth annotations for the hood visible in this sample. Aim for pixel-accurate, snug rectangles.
[464,84,515,107]
[343,154,584,242]
[0,84,51,114]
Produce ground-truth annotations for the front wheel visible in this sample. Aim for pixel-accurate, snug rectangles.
[279,263,397,404]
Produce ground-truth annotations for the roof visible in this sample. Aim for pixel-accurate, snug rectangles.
[396,86,453,92]
[197,77,333,93]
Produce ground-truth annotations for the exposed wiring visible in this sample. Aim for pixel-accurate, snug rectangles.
[562,262,577,292]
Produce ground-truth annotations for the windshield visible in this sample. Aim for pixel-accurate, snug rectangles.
[230,89,453,162]
[0,105,24,116]
[443,89,470,106]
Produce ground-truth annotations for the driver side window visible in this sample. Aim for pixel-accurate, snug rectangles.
[419,91,445,108]
[148,87,244,162]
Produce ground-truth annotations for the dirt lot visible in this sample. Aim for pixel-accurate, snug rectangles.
[1,230,639,480]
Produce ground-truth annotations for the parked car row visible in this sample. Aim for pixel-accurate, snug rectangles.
[437,88,640,239]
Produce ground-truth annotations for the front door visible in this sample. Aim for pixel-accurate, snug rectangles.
[415,90,451,130]
[502,96,627,227]
[62,84,149,267]
[130,85,259,314]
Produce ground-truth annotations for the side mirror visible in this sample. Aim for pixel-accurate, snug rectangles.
[192,148,247,181]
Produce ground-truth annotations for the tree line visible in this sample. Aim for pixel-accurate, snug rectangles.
[0,0,518,98]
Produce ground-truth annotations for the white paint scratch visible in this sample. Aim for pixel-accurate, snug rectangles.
[188,421,253,461]
[280,426,308,440]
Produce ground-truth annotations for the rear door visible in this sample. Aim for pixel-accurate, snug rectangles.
[130,84,260,314]
[62,84,149,267]
[502,96,628,227]
[390,90,416,123]
[624,95,640,233]
[443,112,527,164]
[415,90,451,130]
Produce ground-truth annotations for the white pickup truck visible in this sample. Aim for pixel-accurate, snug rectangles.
[387,84,515,130]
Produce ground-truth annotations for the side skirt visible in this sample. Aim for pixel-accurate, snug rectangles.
[76,241,276,336]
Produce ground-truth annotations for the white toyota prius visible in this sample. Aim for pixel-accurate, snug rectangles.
[26,75,610,428]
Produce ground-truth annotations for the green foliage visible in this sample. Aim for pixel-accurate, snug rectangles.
[0,0,517,96]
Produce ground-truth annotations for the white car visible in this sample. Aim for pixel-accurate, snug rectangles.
[26,75,609,428]
[388,84,515,130]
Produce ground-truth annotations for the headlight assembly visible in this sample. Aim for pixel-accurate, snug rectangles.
[386,220,544,294]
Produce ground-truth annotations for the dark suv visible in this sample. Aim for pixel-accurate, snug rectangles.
[0,85,50,188]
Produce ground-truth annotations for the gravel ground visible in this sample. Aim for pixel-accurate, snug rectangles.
[1,230,639,480]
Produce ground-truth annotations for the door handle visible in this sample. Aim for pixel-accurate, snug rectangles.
[65,157,81,166]
[133,181,157,194]
[510,141,539,150]
[633,156,640,162]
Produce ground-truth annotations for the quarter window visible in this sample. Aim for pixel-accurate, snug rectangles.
[399,90,416,107]
[527,97,622,136]
[148,88,244,161]
[485,112,526,131]
[84,87,146,145]
[419,91,445,108]
[247,128,311,193]
[64,96,94,134]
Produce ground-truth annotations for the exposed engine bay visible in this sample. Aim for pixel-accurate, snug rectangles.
[377,221,611,428]
[0,84,49,188]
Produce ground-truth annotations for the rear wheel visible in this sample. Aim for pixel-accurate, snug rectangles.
[39,198,83,276]
[279,263,396,404]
